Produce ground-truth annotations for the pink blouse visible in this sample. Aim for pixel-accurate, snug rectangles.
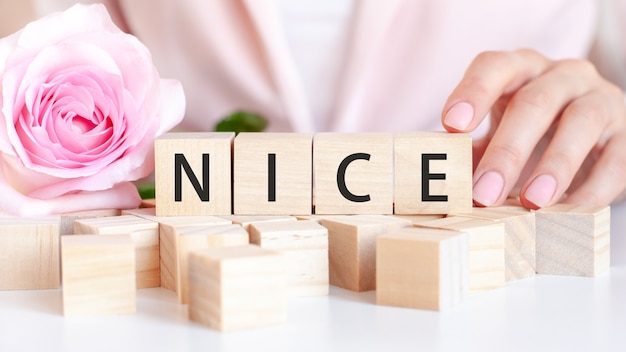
[37,0,623,133]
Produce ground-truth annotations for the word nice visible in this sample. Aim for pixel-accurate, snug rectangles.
[154,132,472,216]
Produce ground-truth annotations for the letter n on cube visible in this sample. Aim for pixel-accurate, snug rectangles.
[155,132,234,216]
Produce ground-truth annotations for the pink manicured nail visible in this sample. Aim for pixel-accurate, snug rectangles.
[473,171,504,206]
[524,174,557,208]
[444,102,474,131]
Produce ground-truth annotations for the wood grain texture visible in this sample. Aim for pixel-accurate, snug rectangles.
[394,132,472,215]
[155,132,233,216]
[61,234,136,316]
[249,220,329,296]
[233,132,313,215]
[319,215,411,292]
[453,207,536,281]
[376,227,468,311]
[535,204,610,277]
[0,217,59,290]
[188,245,287,331]
[159,223,249,304]
[74,215,160,289]
[314,133,393,214]
[416,217,505,292]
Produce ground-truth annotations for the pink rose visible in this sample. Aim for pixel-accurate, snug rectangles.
[0,4,185,216]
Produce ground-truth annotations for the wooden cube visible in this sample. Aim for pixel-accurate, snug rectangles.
[376,227,469,311]
[314,133,393,214]
[188,245,287,331]
[535,204,610,277]
[74,215,160,289]
[319,215,411,292]
[394,132,472,215]
[61,234,136,316]
[58,209,121,236]
[155,132,233,216]
[160,223,249,304]
[390,214,445,224]
[455,207,536,281]
[0,217,59,290]
[416,217,506,292]
[219,215,297,231]
[249,220,328,296]
[233,132,312,215]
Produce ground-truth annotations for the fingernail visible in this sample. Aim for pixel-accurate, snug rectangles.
[524,174,557,208]
[444,102,474,131]
[473,171,504,206]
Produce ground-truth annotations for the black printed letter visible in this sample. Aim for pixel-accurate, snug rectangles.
[422,153,448,202]
[174,153,210,202]
[337,153,371,202]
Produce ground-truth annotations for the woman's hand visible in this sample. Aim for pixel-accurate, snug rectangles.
[442,49,626,209]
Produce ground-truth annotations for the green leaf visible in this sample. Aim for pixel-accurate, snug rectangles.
[214,111,268,134]
[136,182,155,200]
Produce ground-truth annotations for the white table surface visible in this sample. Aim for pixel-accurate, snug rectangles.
[1,204,625,352]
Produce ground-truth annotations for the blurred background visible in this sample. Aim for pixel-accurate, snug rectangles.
[0,0,36,37]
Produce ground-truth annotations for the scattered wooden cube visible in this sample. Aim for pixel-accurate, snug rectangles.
[155,132,234,216]
[61,234,136,316]
[159,223,249,304]
[58,209,121,236]
[376,227,469,311]
[140,198,156,208]
[314,133,393,214]
[454,207,536,281]
[0,217,60,290]
[233,132,313,215]
[219,215,297,231]
[188,245,287,331]
[74,215,160,289]
[535,204,610,277]
[390,214,445,224]
[319,215,411,292]
[249,220,328,296]
[394,132,472,215]
[416,217,506,292]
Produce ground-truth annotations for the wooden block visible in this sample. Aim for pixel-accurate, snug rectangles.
[249,220,328,296]
[390,214,445,225]
[453,207,536,281]
[394,132,472,215]
[140,198,156,208]
[74,215,160,289]
[319,215,411,291]
[123,207,232,227]
[219,215,297,231]
[155,132,233,216]
[61,234,136,316]
[188,245,287,331]
[58,209,121,236]
[0,217,59,290]
[233,132,312,215]
[159,223,249,304]
[416,217,506,292]
[376,227,468,311]
[314,133,393,214]
[535,204,610,277]
[295,214,351,223]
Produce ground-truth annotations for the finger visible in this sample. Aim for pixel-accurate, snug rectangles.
[442,49,550,132]
[472,61,599,206]
[563,129,626,205]
[519,89,619,209]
